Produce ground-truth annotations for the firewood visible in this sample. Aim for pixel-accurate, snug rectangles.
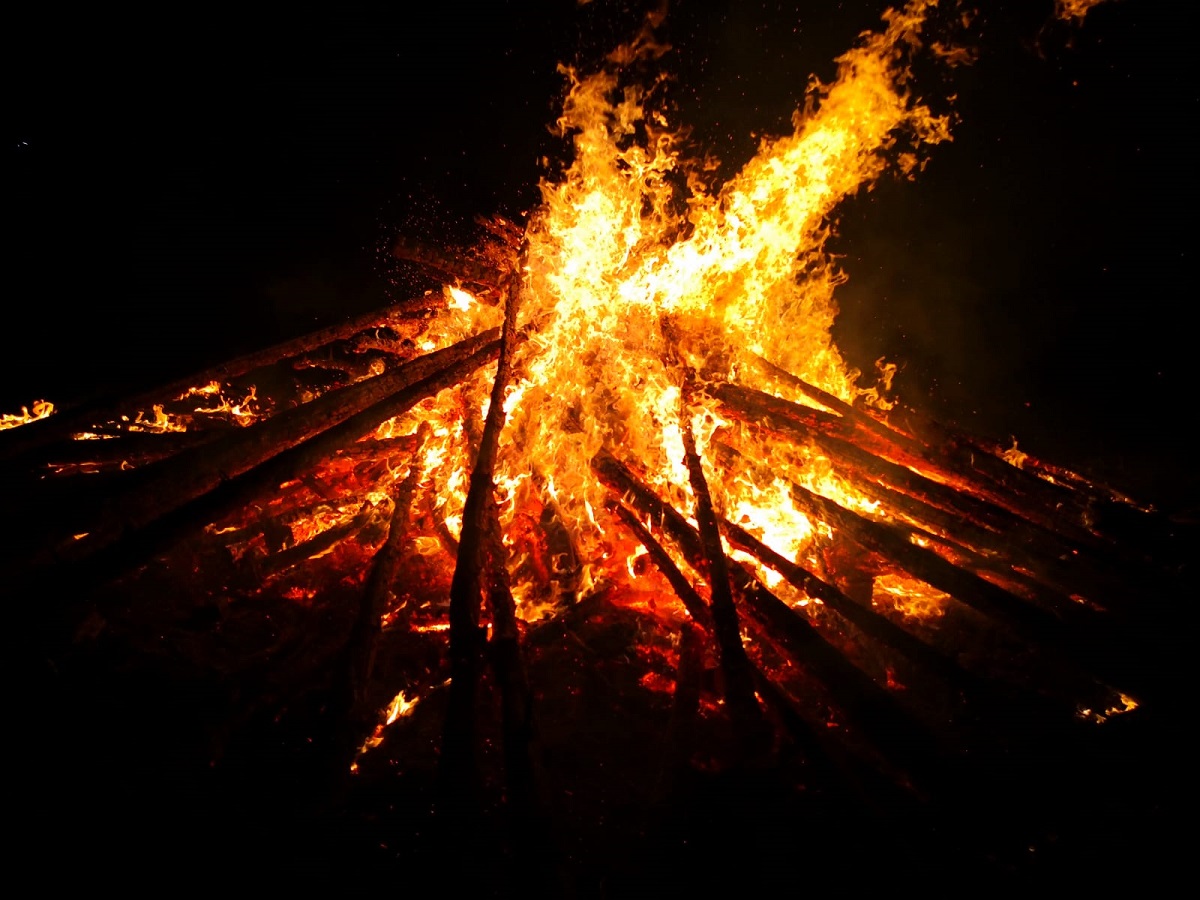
[441,259,525,807]
[750,357,1115,544]
[0,297,438,464]
[679,381,765,748]
[715,381,1098,568]
[393,236,508,290]
[592,449,946,792]
[10,337,502,613]
[334,436,427,771]
[608,501,713,631]
[34,328,501,562]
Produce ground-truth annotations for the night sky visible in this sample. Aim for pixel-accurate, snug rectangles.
[10,0,1194,508]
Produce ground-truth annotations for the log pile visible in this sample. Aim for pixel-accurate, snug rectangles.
[5,233,1188,888]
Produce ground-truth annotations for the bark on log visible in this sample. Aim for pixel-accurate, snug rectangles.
[679,386,765,749]
[334,442,426,767]
[608,501,713,631]
[393,236,507,291]
[440,260,524,807]
[11,337,501,610]
[715,382,1098,570]
[33,328,500,563]
[592,449,946,792]
[718,380,1110,554]
[0,297,438,465]
[750,357,1114,543]
[717,516,980,694]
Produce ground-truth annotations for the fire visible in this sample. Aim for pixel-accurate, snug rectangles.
[351,689,423,772]
[1,399,55,430]
[385,0,955,617]
[1055,0,1108,24]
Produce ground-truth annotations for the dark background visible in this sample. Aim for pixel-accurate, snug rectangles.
[10,0,1194,508]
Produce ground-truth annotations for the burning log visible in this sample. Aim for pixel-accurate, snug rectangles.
[22,328,500,566]
[393,236,507,292]
[0,298,439,465]
[781,476,1142,695]
[441,259,524,806]
[333,436,427,770]
[10,336,502,617]
[679,381,766,750]
[714,381,1105,574]
[592,449,947,793]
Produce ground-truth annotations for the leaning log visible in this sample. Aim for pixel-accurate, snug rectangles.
[441,257,524,807]
[714,381,1101,570]
[334,438,427,772]
[29,328,500,565]
[12,337,502,613]
[591,449,947,793]
[0,297,439,465]
[679,385,765,748]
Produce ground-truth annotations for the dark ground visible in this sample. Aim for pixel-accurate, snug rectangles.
[11,0,1194,888]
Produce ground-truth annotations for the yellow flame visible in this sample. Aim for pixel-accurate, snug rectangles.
[1,399,55,431]
[428,0,955,619]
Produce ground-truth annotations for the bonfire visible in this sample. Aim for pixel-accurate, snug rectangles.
[6,0,1183,886]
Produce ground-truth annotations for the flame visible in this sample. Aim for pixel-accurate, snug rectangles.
[1055,0,1108,24]
[415,0,956,619]
[1001,438,1029,469]
[351,689,422,772]
[1,399,55,430]
[871,572,950,622]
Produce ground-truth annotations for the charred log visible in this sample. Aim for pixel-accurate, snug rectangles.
[441,261,525,807]
[0,298,438,465]
[679,383,766,750]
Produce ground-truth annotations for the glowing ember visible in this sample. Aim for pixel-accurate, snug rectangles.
[1055,0,1108,24]
[351,689,423,772]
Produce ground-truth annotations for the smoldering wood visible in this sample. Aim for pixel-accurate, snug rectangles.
[442,262,524,807]
[255,504,376,580]
[484,492,543,830]
[715,381,1101,571]
[10,338,502,618]
[0,297,440,465]
[679,388,766,746]
[608,501,713,631]
[333,440,427,768]
[784,477,1142,694]
[712,438,1092,622]
[591,449,947,793]
[29,328,501,564]
[393,236,508,291]
[749,356,1114,546]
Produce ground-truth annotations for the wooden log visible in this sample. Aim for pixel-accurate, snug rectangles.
[484,492,541,827]
[714,382,1099,570]
[334,438,426,765]
[679,382,765,748]
[712,439,1092,621]
[613,497,866,802]
[0,297,439,464]
[12,336,502,612]
[750,356,1115,541]
[440,258,524,807]
[255,504,374,579]
[591,450,947,793]
[783,478,1142,694]
[30,328,500,563]
[716,516,981,694]
[393,236,507,291]
[715,380,1116,557]
[608,501,713,631]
